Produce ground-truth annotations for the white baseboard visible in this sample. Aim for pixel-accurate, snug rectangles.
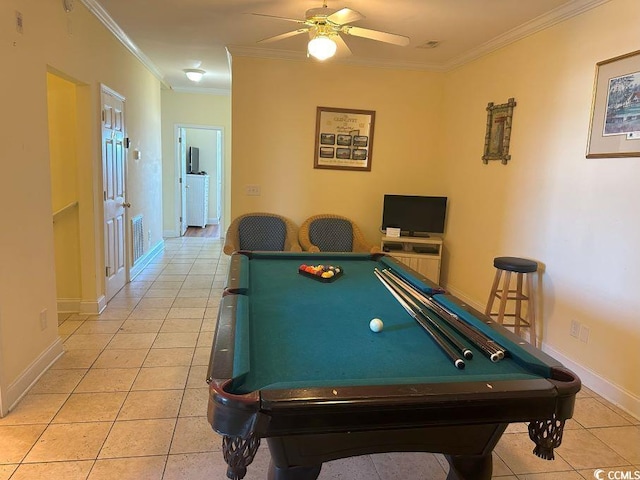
[2,337,64,416]
[131,239,165,280]
[57,298,81,313]
[543,344,640,420]
[80,295,107,315]
[443,283,485,312]
[442,282,639,420]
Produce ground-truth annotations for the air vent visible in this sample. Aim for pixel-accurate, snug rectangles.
[132,215,144,264]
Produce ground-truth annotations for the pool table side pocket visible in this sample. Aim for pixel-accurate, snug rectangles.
[225,253,250,293]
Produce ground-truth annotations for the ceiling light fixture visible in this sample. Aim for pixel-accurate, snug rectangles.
[184,68,205,82]
[307,35,337,61]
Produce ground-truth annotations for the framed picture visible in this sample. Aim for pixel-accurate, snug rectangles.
[353,136,369,147]
[352,149,367,160]
[587,50,640,158]
[314,107,375,171]
[482,98,516,165]
[319,147,335,158]
[320,133,336,145]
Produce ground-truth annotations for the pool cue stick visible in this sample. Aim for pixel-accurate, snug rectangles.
[383,269,506,362]
[377,269,473,360]
[374,270,465,370]
[389,272,506,362]
[382,269,503,359]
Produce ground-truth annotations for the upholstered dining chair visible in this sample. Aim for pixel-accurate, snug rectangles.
[299,214,380,253]
[223,212,302,255]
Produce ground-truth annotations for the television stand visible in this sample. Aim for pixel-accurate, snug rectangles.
[381,235,443,284]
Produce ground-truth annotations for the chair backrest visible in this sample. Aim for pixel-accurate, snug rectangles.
[238,215,287,251]
[308,218,354,252]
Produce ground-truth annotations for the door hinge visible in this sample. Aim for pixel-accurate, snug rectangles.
[178,136,182,143]
[103,191,107,201]
[105,266,110,277]
[180,216,183,222]
[179,177,182,184]
[101,110,105,122]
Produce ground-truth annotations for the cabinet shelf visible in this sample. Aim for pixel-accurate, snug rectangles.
[381,235,443,284]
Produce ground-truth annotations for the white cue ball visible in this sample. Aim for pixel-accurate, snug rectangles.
[369,318,384,333]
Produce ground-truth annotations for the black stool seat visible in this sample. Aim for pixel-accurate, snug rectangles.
[494,257,537,273]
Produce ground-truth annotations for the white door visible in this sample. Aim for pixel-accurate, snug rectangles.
[102,86,128,301]
[179,128,187,236]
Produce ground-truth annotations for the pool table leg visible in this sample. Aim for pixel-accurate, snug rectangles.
[267,461,322,480]
[445,453,492,480]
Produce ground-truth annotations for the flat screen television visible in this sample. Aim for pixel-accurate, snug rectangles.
[188,146,200,173]
[381,194,447,237]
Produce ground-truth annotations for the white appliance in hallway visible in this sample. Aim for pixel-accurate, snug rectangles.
[185,173,209,228]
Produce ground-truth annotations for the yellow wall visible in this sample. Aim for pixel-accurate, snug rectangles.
[231,57,445,242]
[47,73,81,302]
[160,91,231,235]
[440,0,640,414]
[0,0,162,413]
[230,0,640,416]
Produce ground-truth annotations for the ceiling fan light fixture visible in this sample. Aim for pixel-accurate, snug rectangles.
[307,35,337,60]
[184,68,205,82]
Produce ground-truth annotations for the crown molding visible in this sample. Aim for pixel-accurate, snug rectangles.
[80,0,169,87]
[443,0,612,70]
[82,0,611,87]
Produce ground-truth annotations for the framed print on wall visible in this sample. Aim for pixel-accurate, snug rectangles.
[587,50,640,158]
[482,98,516,165]
[314,107,375,171]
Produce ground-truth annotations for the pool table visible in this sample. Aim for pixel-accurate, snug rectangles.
[207,252,580,480]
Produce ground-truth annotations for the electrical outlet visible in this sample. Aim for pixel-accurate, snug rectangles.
[39,309,47,331]
[245,185,261,196]
[579,325,590,343]
[570,320,580,338]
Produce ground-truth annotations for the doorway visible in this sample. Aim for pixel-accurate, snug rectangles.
[174,125,224,237]
[47,73,82,312]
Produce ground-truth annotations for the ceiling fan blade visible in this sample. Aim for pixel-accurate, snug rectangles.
[258,28,309,44]
[343,26,410,46]
[327,7,364,25]
[332,34,352,58]
[251,13,306,24]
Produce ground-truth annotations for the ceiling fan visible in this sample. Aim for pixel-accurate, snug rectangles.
[252,1,410,61]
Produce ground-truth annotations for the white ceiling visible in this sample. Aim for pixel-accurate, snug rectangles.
[83,0,608,93]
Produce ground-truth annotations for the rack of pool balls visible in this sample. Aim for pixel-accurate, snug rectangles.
[298,264,343,282]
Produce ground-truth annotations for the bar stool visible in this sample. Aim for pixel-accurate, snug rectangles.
[485,257,538,346]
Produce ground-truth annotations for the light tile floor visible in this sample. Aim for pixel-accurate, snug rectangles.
[1,236,638,480]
